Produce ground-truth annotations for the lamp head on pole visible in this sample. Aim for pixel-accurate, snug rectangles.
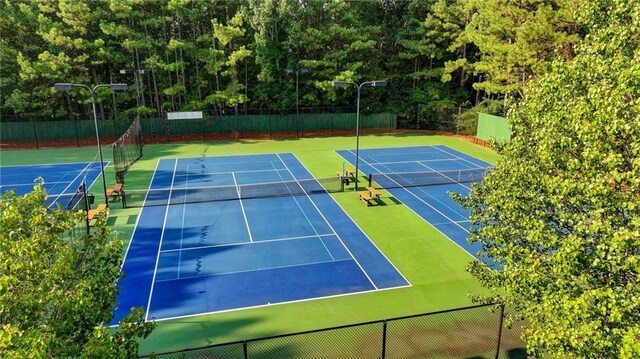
[332,81,348,87]
[371,80,387,87]
[120,69,151,75]
[54,83,75,91]
[109,83,128,91]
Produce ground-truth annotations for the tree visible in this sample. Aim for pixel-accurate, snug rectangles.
[461,1,640,357]
[444,0,581,108]
[0,185,155,357]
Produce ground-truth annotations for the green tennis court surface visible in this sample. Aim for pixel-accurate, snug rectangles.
[0,134,501,355]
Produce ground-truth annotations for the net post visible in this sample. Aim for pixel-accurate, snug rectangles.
[368,173,372,188]
[80,182,90,235]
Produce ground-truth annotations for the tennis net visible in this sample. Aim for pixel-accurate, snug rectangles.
[369,167,491,190]
[112,116,144,184]
[44,181,89,211]
[123,176,344,208]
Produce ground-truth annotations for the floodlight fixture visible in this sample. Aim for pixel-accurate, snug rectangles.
[54,83,74,91]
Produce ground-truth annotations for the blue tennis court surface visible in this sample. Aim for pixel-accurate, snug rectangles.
[337,145,492,260]
[112,153,409,324]
[0,162,104,208]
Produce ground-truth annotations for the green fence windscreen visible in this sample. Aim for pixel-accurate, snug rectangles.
[1,113,397,147]
[476,113,511,142]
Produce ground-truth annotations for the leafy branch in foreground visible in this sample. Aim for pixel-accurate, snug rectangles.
[0,185,155,357]
[461,1,640,357]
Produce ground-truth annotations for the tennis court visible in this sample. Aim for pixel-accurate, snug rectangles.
[112,152,409,324]
[337,145,492,259]
[0,161,104,209]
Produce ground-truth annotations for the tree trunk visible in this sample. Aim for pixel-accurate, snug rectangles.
[92,69,106,120]
[109,67,117,120]
[144,22,162,115]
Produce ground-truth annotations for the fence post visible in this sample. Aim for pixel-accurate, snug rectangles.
[235,114,239,140]
[381,320,387,359]
[112,118,118,139]
[495,304,505,359]
[31,117,39,149]
[243,341,248,359]
[202,118,206,142]
[73,117,80,147]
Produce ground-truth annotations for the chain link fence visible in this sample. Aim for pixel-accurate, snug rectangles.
[411,105,477,135]
[141,304,528,359]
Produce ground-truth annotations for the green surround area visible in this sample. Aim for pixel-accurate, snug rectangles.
[0,133,501,355]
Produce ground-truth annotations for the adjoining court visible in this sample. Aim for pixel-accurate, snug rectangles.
[337,145,493,259]
[0,161,104,209]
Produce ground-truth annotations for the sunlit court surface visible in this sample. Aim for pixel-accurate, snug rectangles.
[0,161,104,209]
[338,145,493,259]
[112,152,409,324]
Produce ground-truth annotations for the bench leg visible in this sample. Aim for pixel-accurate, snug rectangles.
[121,190,127,208]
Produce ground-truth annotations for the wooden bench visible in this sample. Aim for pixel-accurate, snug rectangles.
[106,183,123,200]
[367,186,381,199]
[359,191,373,206]
[337,167,355,179]
[86,203,108,222]
[345,167,355,179]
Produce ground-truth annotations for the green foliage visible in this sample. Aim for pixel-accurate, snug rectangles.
[462,1,640,356]
[0,0,626,130]
[0,185,155,357]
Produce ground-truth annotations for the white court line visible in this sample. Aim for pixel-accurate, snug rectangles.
[118,160,162,272]
[145,158,179,321]
[0,160,104,169]
[155,258,353,283]
[160,233,337,254]
[273,155,335,261]
[354,151,477,259]
[415,161,472,191]
[430,220,471,226]
[46,171,81,210]
[174,168,284,177]
[295,153,412,290]
[47,160,104,209]
[370,158,466,166]
[144,153,413,323]
[361,153,469,231]
[318,152,412,288]
[279,154,378,286]
[433,145,487,169]
[152,281,409,323]
[233,172,254,242]
[140,177,316,193]
[177,166,190,279]
[43,154,102,208]
[374,159,471,215]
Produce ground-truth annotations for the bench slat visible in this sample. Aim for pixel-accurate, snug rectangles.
[87,204,108,221]
[367,187,381,197]
[359,191,372,206]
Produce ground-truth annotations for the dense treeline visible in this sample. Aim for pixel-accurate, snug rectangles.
[1,0,583,127]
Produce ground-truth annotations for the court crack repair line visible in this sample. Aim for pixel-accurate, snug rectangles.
[200,225,209,245]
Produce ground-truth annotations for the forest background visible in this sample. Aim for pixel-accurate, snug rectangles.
[1,0,581,130]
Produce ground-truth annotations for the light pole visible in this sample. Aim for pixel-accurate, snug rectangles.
[332,80,387,189]
[287,67,313,137]
[54,82,128,207]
